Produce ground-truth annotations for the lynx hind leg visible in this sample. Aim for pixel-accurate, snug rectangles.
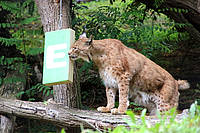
[148,80,179,115]
[97,87,117,113]
[130,91,177,115]
[150,92,179,115]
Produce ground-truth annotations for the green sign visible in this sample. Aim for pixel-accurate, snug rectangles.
[43,29,74,86]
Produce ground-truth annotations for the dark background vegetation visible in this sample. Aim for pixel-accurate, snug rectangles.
[0,0,200,132]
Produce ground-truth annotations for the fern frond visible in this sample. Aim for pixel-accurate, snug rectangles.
[0,37,22,46]
[20,17,38,25]
[0,1,20,14]
[3,76,26,84]
[0,57,23,66]
[21,0,33,8]
[27,48,43,56]
[0,23,18,28]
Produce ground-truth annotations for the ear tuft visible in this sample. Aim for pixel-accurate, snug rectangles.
[88,35,93,45]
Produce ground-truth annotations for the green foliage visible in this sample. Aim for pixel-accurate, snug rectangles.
[82,102,200,133]
[158,8,189,14]
[0,0,43,55]
[61,129,66,133]
[16,83,52,101]
[0,56,28,73]
[0,1,20,14]
[129,102,144,112]
[72,0,188,58]
[0,56,29,89]
[154,0,189,14]
[154,0,165,8]
[0,37,22,46]
[0,0,43,102]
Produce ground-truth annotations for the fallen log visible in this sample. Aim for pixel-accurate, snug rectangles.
[0,97,189,131]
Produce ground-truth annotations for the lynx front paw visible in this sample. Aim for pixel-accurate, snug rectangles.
[111,108,126,115]
[97,106,111,113]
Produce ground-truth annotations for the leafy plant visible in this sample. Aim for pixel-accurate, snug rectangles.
[0,0,43,101]
[16,83,52,101]
[72,0,188,58]
[0,0,43,55]
[61,129,66,133]
[82,102,200,133]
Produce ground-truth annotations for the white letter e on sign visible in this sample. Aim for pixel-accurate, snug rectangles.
[46,44,67,69]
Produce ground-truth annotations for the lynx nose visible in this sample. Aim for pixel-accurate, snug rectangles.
[68,52,72,58]
[68,52,77,59]
[68,53,72,58]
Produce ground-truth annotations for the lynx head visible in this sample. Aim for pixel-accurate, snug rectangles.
[68,35,93,62]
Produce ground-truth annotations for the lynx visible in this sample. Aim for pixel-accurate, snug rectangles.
[68,35,190,115]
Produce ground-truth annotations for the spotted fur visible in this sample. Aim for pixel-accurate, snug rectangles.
[68,36,190,115]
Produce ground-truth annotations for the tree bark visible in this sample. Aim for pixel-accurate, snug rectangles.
[34,0,81,132]
[0,98,189,131]
[0,115,15,133]
[0,64,26,133]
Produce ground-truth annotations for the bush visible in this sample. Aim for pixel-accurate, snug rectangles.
[72,0,188,58]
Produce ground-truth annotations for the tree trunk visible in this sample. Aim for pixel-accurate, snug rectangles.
[34,0,81,132]
[0,115,15,133]
[0,69,26,133]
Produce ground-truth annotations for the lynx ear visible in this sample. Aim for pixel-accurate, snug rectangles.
[88,35,93,45]
[79,32,87,39]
